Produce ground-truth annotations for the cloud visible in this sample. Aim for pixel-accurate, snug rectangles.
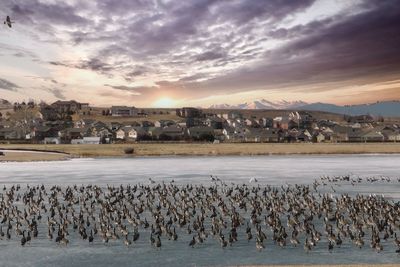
[195,50,227,62]
[103,84,156,95]
[213,0,316,25]
[50,59,114,76]
[50,88,66,100]
[25,76,59,84]
[1,0,400,106]
[180,0,400,95]
[0,43,39,61]
[11,1,90,26]
[0,78,20,91]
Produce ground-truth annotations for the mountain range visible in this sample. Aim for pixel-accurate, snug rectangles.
[209,99,308,110]
[208,100,400,117]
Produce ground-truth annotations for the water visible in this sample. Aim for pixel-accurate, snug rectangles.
[0,154,400,266]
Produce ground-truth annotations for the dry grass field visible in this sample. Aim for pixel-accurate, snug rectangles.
[1,143,400,161]
[0,150,69,162]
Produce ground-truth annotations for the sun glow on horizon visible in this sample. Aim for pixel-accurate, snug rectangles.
[152,97,177,108]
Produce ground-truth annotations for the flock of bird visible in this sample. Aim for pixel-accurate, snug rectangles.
[0,176,399,256]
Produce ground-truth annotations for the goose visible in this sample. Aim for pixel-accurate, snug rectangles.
[189,236,196,247]
[20,231,26,246]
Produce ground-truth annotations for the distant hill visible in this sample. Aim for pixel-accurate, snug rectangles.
[209,100,400,117]
[298,101,400,117]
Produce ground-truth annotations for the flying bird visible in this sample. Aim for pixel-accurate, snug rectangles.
[249,177,258,183]
[4,16,14,28]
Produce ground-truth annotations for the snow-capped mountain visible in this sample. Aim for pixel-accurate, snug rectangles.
[209,99,308,110]
[208,100,400,117]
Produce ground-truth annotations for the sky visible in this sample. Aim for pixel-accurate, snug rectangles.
[0,0,400,108]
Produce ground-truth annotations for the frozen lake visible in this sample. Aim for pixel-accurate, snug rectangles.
[0,154,400,266]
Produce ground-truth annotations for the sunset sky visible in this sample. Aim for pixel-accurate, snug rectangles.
[0,0,399,108]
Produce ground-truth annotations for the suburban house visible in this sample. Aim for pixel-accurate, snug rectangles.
[154,120,175,128]
[331,125,351,142]
[213,129,225,141]
[205,117,224,129]
[39,104,59,121]
[296,129,312,142]
[273,116,291,130]
[116,126,139,141]
[176,107,202,118]
[299,112,314,129]
[227,111,242,120]
[243,128,265,142]
[90,126,113,141]
[350,114,375,123]
[187,126,214,140]
[243,128,280,142]
[74,119,96,128]
[217,113,229,120]
[0,127,22,140]
[313,132,326,143]
[222,127,235,141]
[245,118,260,128]
[31,126,58,141]
[185,117,204,128]
[109,122,123,131]
[374,125,400,141]
[111,106,137,116]
[141,120,155,128]
[61,127,91,141]
[161,126,185,139]
[51,100,88,113]
[259,117,273,128]
[347,129,364,142]
[360,130,384,142]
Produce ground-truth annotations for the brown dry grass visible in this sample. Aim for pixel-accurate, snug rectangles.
[0,151,69,162]
[1,143,400,160]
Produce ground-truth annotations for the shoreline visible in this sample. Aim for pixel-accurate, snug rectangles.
[2,143,400,162]
[0,149,70,162]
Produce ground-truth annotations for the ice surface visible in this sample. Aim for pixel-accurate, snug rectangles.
[0,154,399,266]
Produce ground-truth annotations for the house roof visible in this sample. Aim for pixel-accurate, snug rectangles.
[81,119,96,124]
[373,125,398,133]
[347,129,365,138]
[67,127,89,133]
[0,128,15,133]
[244,128,279,138]
[187,126,214,137]
[332,125,355,134]
[34,126,51,132]
[163,126,183,133]
[120,121,140,127]
[362,130,384,138]
[51,100,80,105]
[111,106,135,109]
[119,126,133,132]
[207,117,225,123]
[132,127,148,135]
